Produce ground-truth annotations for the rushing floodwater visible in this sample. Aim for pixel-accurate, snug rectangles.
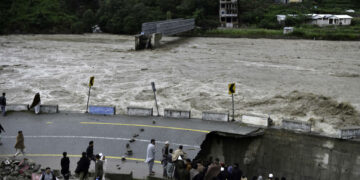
[1,34,360,135]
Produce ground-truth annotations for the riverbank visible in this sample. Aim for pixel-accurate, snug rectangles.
[183,25,360,41]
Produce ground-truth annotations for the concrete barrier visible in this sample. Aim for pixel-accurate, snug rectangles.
[127,107,153,116]
[241,114,269,127]
[105,172,132,180]
[339,127,360,139]
[4,104,29,112]
[202,112,229,122]
[164,109,190,119]
[282,119,311,132]
[40,105,59,113]
[88,105,115,115]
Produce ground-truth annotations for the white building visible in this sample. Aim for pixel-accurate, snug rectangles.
[276,14,353,26]
[309,14,353,26]
[219,0,238,28]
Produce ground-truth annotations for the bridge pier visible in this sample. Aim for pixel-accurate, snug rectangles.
[135,33,162,50]
[135,18,194,50]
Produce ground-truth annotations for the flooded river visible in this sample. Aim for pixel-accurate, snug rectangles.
[1,34,359,135]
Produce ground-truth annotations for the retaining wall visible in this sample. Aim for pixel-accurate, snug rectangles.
[40,105,59,113]
[164,109,190,119]
[339,127,360,139]
[282,119,312,132]
[88,105,116,115]
[195,129,360,180]
[202,112,229,122]
[127,107,153,116]
[4,104,29,112]
[241,114,269,127]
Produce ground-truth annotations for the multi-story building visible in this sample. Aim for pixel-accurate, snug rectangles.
[219,0,238,28]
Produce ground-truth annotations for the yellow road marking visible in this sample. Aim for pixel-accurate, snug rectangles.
[0,154,161,164]
[80,122,210,133]
[46,122,53,124]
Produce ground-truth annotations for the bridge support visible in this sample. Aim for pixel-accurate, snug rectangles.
[135,33,162,50]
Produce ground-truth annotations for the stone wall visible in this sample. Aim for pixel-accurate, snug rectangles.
[195,129,360,180]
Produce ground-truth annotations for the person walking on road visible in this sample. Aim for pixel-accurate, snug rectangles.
[75,152,90,180]
[28,93,41,114]
[94,154,104,180]
[61,152,70,180]
[162,141,170,178]
[145,139,156,176]
[0,124,5,145]
[0,93,6,117]
[14,131,25,157]
[86,141,95,161]
[39,167,58,180]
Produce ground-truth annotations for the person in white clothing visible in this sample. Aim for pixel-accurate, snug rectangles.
[145,139,156,176]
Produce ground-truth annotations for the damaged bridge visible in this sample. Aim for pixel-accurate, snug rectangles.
[135,18,195,50]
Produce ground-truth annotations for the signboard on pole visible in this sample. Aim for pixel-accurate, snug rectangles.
[228,83,235,94]
[89,76,95,87]
[151,82,156,92]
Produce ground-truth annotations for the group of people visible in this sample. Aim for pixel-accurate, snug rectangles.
[11,131,103,180]
[0,92,42,115]
[60,141,104,180]
[146,139,287,180]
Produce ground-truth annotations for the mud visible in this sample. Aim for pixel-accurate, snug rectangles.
[0,34,360,135]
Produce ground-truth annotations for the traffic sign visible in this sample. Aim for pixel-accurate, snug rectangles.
[228,83,235,94]
[89,76,95,87]
[151,82,156,92]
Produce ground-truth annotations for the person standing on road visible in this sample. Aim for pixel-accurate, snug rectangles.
[28,93,41,114]
[0,124,5,145]
[145,139,156,176]
[0,93,6,117]
[61,152,70,180]
[94,154,104,180]
[86,141,95,161]
[204,158,221,180]
[75,152,90,180]
[162,141,170,178]
[14,131,25,157]
[172,145,186,162]
[166,149,175,178]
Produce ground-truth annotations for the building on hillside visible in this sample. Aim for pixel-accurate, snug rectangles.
[275,0,302,4]
[309,14,353,26]
[276,14,353,26]
[219,0,238,28]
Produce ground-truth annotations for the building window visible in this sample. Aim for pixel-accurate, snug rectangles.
[221,17,225,22]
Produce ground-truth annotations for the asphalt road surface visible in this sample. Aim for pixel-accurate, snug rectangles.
[0,112,257,178]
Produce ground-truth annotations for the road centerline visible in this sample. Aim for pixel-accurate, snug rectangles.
[80,121,211,133]
[1,135,201,148]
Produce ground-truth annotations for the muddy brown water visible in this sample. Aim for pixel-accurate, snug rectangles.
[1,34,359,135]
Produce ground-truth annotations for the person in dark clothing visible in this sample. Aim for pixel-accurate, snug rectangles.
[40,167,57,180]
[230,163,242,180]
[86,141,95,161]
[217,163,228,180]
[162,141,170,178]
[94,154,104,180]
[0,124,5,145]
[0,93,6,116]
[28,93,41,114]
[61,152,70,180]
[75,152,90,180]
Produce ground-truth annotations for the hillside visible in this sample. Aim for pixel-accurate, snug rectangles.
[0,0,359,34]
